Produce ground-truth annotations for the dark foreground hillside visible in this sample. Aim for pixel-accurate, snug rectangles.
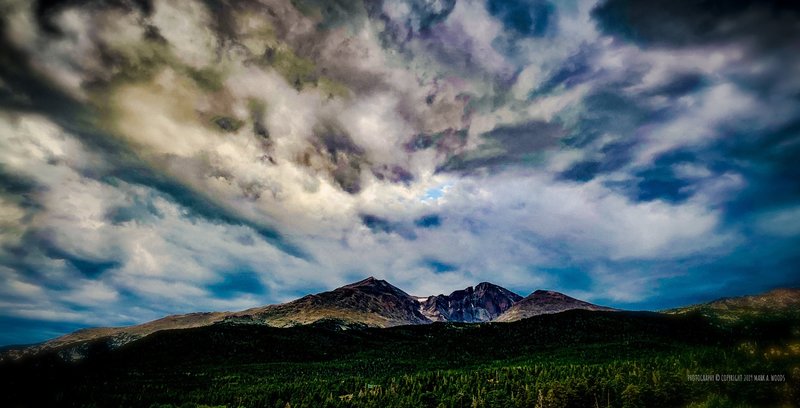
[1,311,798,408]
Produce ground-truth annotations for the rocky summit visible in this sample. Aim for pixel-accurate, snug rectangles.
[419,282,523,322]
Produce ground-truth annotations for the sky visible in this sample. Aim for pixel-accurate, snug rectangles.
[0,0,798,346]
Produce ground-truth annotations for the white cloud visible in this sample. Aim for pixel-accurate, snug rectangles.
[61,280,119,306]
[150,0,217,69]
[0,113,322,324]
[584,265,670,304]
[443,172,732,261]
[634,83,758,165]
[756,206,800,237]
[0,197,26,247]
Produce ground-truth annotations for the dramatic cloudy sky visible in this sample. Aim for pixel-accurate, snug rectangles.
[0,0,798,345]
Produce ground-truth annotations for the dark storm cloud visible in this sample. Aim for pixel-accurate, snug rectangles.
[31,234,121,279]
[578,150,706,204]
[712,119,800,219]
[644,73,708,98]
[0,167,39,201]
[592,0,800,49]
[438,120,564,172]
[360,214,416,239]
[559,139,642,183]
[484,120,564,154]
[647,234,800,310]
[405,129,468,154]
[34,0,154,34]
[486,0,555,38]
[312,128,367,194]
[528,46,596,98]
[372,164,414,185]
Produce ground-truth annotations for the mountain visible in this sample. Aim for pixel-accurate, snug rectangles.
[5,282,797,363]
[4,288,798,407]
[3,277,428,361]
[2,312,229,361]
[224,277,430,328]
[2,278,608,361]
[494,290,616,322]
[2,310,747,408]
[664,288,800,323]
[419,282,523,322]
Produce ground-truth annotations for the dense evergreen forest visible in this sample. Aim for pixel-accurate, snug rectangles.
[1,310,798,407]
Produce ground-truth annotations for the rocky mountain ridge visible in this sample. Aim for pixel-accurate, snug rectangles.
[1,277,612,360]
[419,282,523,322]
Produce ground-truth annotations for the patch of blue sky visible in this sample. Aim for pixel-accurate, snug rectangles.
[421,182,454,202]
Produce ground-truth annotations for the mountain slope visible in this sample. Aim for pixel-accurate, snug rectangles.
[4,277,429,361]
[494,290,615,322]
[419,282,522,322]
[5,283,797,363]
[225,277,430,327]
[3,311,228,361]
[664,288,800,323]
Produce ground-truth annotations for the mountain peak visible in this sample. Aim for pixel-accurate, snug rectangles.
[225,276,430,328]
[420,282,523,323]
[530,289,573,299]
[495,289,615,322]
[345,276,383,287]
[475,281,503,290]
[340,277,413,297]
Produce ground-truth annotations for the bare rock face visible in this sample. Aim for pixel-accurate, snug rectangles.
[419,282,523,322]
[494,290,616,322]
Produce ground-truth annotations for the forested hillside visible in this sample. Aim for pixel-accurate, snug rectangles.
[1,310,798,407]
